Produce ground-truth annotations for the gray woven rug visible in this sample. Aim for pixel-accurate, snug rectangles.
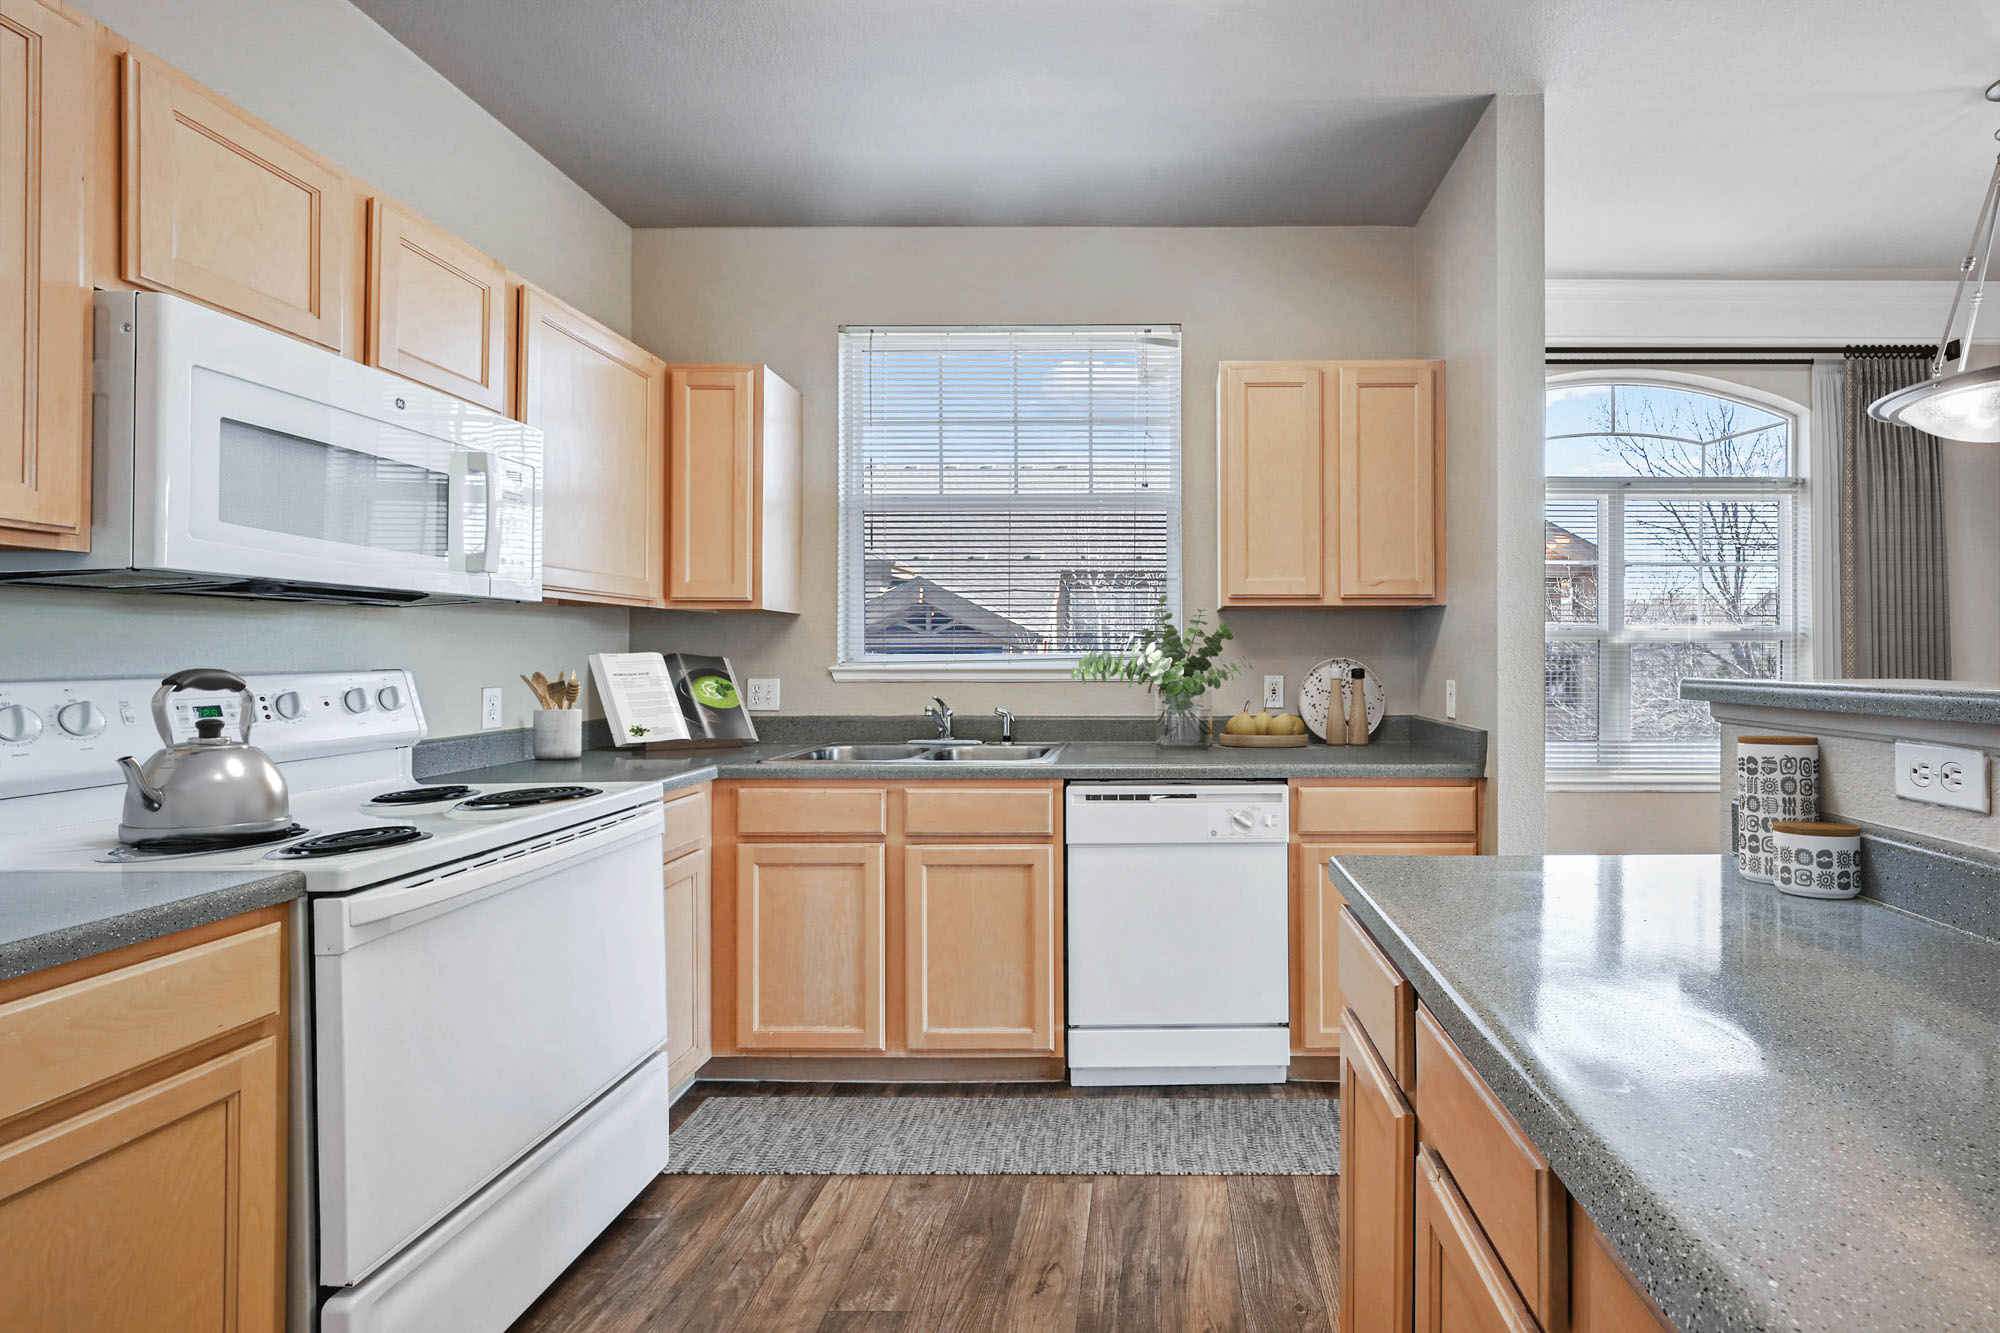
[666,1097,1340,1175]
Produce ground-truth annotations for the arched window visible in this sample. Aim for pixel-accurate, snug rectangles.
[1545,375,1809,780]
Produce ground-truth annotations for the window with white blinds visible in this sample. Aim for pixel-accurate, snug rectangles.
[836,326,1182,675]
[1545,376,1810,782]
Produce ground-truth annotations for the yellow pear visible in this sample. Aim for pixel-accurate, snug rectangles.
[1249,707,1273,735]
[1225,703,1258,736]
[1273,712,1303,735]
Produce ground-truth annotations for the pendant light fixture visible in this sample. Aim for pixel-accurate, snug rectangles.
[1868,84,2000,443]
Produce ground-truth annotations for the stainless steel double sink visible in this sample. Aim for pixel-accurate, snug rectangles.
[761,742,1064,765]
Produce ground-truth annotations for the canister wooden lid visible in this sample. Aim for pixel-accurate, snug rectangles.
[1770,821,1859,837]
[1738,735,1819,745]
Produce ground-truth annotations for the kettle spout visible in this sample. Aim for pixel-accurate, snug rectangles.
[117,756,165,812]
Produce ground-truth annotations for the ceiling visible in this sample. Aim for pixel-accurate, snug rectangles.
[350,0,2000,278]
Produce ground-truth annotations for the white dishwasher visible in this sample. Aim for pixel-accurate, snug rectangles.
[1065,783,1290,1085]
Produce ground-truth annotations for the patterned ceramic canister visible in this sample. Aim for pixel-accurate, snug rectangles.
[1736,735,1819,883]
[1770,821,1863,900]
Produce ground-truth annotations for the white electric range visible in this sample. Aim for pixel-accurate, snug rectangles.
[0,670,671,1333]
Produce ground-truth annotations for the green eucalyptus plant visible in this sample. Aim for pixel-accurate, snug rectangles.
[1071,603,1244,706]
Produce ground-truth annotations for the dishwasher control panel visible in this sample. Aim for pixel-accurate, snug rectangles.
[1066,783,1290,844]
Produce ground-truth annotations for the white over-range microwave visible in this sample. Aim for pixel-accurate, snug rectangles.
[0,291,542,604]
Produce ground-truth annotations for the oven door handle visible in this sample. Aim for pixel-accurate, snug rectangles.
[314,805,664,953]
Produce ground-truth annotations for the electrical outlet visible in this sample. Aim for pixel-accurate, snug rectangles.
[1894,740,1990,813]
[1263,675,1286,710]
[1445,679,1457,720]
[745,678,781,712]
[480,686,504,731]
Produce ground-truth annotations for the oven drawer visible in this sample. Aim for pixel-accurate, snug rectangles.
[313,806,666,1286]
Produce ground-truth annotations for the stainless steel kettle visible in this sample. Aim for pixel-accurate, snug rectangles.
[116,669,291,843]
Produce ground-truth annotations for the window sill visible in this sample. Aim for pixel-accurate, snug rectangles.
[829,659,1088,683]
[1547,775,1721,794]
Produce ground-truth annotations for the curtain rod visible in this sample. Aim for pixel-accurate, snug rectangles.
[1546,341,1949,363]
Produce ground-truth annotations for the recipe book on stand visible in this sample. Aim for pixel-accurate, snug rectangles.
[589,652,758,752]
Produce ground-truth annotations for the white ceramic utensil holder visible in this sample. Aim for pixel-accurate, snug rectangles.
[1736,735,1819,883]
[1771,821,1863,899]
[533,709,583,760]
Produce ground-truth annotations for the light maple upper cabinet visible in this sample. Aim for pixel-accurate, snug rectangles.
[1218,358,1445,607]
[666,364,802,611]
[903,844,1060,1054]
[367,199,512,414]
[1220,362,1325,599]
[735,841,887,1052]
[0,910,288,1333]
[519,286,667,606]
[0,0,92,551]
[123,52,355,353]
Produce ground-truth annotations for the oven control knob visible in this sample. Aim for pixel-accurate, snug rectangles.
[274,691,303,720]
[342,688,372,714]
[376,685,404,712]
[1230,808,1255,831]
[57,702,107,737]
[0,704,44,744]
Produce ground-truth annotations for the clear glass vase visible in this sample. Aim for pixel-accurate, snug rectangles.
[1155,694,1212,748]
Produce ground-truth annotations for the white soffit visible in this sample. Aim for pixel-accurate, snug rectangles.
[1546,280,1967,347]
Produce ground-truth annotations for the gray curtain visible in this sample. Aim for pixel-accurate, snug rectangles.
[1841,351,1951,678]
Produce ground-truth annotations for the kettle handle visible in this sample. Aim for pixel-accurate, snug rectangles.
[152,668,255,745]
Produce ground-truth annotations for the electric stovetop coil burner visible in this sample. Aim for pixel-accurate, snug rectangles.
[370,785,478,805]
[269,826,430,859]
[103,823,312,862]
[457,785,603,810]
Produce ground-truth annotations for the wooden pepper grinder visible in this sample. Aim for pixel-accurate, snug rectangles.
[1345,667,1371,746]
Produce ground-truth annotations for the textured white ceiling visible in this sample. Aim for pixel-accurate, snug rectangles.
[349,0,2000,277]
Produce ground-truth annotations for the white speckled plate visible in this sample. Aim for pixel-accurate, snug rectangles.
[1299,658,1384,741]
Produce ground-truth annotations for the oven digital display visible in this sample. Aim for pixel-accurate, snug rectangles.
[193,704,225,720]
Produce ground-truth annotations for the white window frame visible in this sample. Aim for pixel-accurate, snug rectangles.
[831,325,1183,682]
[1544,370,1814,791]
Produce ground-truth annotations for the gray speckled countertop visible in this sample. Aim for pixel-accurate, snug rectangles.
[1681,676,2000,726]
[433,735,1484,790]
[0,868,304,981]
[1330,853,2000,1333]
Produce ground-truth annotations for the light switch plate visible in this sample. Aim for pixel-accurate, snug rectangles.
[745,678,780,712]
[480,686,504,731]
[1263,675,1286,709]
[1894,740,1990,813]
[1445,679,1457,720]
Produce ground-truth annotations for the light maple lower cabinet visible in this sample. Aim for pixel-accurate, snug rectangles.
[1339,1009,1416,1333]
[1415,1145,1540,1333]
[903,843,1059,1054]
[0,908,288,1332]
[1218,358,1445,607]
[367,199,512,413]
[123,51,355,353]
[663,845,712,1090]
[734,841,887,1051]
[519,285,667,607]
[0,0,92,551]
[666,364,802,611]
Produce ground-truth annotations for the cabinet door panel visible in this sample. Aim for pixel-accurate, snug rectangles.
[1337,362,1439,599]
[0,0,90,549]
[1571,1198,1674,1333]
[367,199,509,413]
[1415,1147,1539,1333]
[667,367,756,603]
[519,287,666,606]
[1221,363,1325,600]
[904,844,1059,1053]
[663,847,711,1090]
[0,1037,283,1333]
[1339,1015,1415,1333]
[124,53,352,351]
[736,843,885,1051]
[1294,842,1348,1051]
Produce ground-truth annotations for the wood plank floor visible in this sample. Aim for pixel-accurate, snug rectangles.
[510,1081,1342,1333]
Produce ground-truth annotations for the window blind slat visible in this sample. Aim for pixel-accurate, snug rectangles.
[840,326,1182,664]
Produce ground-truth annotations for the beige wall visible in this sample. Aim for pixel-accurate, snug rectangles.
[73,0,633,333]
[1546,790,1721,854]
[1410,96,1547,852]
[1944,343,2000,683]
[627,225,1441,719]
[6,0,640,737]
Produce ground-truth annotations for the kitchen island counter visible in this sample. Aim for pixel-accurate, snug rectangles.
[1330,852,2000,1333]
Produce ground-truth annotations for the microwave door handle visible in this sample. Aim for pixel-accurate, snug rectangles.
[460,450,499,573]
